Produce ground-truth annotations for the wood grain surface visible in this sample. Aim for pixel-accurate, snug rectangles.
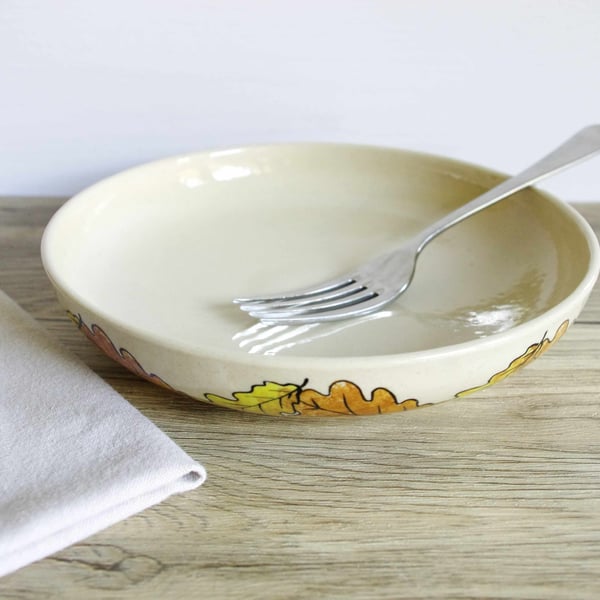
[1,197,599,600]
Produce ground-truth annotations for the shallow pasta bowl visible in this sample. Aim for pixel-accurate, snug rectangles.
[41,144,600,416]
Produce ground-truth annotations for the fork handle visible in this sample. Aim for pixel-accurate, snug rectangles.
[415,125,600,253]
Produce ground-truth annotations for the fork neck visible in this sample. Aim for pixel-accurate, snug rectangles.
[414,125,600,254]
[412,177,532,254]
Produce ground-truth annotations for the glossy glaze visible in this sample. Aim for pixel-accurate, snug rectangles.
[41,144,600,415]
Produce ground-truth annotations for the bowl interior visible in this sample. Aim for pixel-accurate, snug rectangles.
[43,144,594,358]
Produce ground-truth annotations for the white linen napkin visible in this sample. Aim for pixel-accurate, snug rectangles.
[0,290,206,577]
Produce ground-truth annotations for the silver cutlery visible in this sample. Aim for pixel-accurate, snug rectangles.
[235,126,600,324]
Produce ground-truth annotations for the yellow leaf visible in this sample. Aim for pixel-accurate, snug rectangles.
[457,319,569,397]
[204,379,422,416]
[205,380,302,415]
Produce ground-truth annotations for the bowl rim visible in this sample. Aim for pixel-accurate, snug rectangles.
[41,142,600,369]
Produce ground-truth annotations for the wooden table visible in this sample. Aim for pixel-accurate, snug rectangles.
[1,197,600,600]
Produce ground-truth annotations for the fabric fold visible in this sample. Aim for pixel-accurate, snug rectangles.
[0,290,205,577]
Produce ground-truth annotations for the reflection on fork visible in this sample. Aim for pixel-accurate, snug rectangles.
[232,310,394,356]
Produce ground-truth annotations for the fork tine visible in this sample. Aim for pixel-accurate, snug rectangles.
[233,275,356,304]
[237,281,368,312]
[251,291,396,324]
[247,288,380,321]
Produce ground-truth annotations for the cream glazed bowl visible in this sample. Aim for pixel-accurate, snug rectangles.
[41,144,600,417]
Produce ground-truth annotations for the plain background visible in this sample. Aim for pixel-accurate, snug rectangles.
[1,0,599,201]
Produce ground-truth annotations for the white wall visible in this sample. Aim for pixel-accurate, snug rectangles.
[1,0,599,201]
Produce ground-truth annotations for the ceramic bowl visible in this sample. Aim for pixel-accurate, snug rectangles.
[41,144,600,417]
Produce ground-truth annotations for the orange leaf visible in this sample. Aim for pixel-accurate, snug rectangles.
[297,380,419,416]
[204,379,420,416]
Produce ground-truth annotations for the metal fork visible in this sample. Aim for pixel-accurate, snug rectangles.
[235,126,600,324]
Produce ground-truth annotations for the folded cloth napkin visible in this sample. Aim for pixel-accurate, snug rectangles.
[0,290,206,577]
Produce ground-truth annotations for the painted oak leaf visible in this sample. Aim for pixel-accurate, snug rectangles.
[205,380,302,415]
[205,379,420,416]
[457,319,569,397]
[67,311,173,389]
[296,380,419,416]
